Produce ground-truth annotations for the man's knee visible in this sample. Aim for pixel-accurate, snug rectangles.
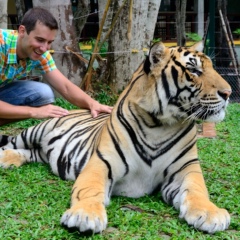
[29,82,55,106]
[0,80,55,106]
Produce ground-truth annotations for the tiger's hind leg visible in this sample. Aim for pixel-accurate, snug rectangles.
[61,155,110,233]
[0,148,47,168]
[163,163,230,233]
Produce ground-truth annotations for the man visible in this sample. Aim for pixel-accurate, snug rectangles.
[0,7,112,128]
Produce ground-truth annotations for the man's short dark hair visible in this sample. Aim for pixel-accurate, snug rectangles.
[21,7,59,34]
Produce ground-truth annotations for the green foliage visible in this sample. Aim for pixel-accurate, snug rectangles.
[94,85,119,106]
[0,104,239,239]
[233,28,240,35]
[151,38,161,44]
[0,118,43,134]
[186,32,202,42]
[54,94,118,110]
[80,38,108,58]
[54,98,79,110]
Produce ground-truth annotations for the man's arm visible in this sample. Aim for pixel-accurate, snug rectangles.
[44,69,113,117]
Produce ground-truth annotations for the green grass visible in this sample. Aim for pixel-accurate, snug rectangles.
[0,103,239,239]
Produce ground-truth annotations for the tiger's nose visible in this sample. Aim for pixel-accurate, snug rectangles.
[218,89,232,100]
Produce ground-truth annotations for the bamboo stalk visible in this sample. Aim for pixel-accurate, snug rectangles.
[65,46,89,64]
[219,10,238,77]
[202,16,209,47]
[127,0,133,41]
[80,0,112,90]
[224,15,239,68]
[98,0,128,51]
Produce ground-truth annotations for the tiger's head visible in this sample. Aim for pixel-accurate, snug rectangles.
[139,41,232,124]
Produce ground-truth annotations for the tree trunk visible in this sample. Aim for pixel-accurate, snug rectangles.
[15,0,25,24]
[176,0,187,46]
[73,0,90,39]
[0,0,8,29]
[32,0,86,96]
[99,0,113,43]
[99,0,162,92]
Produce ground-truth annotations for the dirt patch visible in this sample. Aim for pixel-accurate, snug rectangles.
[197,122,216,138]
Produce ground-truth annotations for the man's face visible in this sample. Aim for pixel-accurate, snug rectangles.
[17,21,57,60]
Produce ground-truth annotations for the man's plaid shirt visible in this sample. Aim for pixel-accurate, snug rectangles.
[0,29,56,86]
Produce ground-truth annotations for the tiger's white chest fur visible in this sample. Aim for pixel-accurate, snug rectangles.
[102,120,198,198]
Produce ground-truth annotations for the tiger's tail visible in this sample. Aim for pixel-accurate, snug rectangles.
[0,135,13,147]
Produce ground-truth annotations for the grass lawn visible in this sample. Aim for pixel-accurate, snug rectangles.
[0,103,239,239]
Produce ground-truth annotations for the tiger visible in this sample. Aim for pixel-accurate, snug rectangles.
[0,41,231,234]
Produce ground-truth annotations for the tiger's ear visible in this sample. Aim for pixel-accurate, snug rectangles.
[149,42,166,66]
[189,41,204,52]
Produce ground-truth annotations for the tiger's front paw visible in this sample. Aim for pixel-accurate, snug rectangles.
[0,149,26,168]
[180,200,230,233]
[61,200,107,233]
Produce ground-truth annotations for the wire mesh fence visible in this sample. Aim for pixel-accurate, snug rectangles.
[215,67,240,102]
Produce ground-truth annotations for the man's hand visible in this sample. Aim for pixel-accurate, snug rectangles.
[31,104,69,119]
[89,101,113,118]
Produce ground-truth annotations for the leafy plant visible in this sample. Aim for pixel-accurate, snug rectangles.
[54,98,79,110]
[233,28,240,35]
[151,38,161,44]
[186,32,202,42]
[94,84,118,106]
[80,38,108,58]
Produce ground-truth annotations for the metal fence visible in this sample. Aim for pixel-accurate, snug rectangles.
[215,67,240,102]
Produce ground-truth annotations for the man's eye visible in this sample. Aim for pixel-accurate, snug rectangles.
[36,38,44,42]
